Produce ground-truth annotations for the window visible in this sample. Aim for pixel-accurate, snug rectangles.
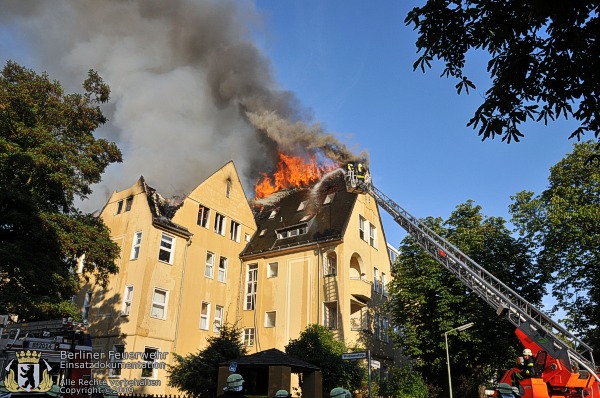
[141,347,159,378]
[158,233,175,264]
[323,301,338,329]
[265,311,276,327]
[214,305,223,332]
[226,179,232,198]
[243,328,255,346]
[109,344,125,376]
[82,291,92,321]
[259,229,267,237]
[374,268,381,293]
[122,285,134,316]
[151,288,168,319]
[324,252,337,276]
[197,204,210,228]
[218,256,228,282]
[200,302,210,330]
[269,210,277,219]
[359,216,366,241]
[130,231,142,260]
[245,233,250,242]
[116,200,124,214]
[383,316,389,343]
[230,220,241,242]
[323,193,335,205]
[369,223,377,247]
[267,262,278,278]
[125,196,133,212]
[205,252,215,278]
[382,273,387,296]
[276,223,308,239]
[375,313,381,341]
[245,264,258,310]
[214,212,226,235]
[297,200,307,211]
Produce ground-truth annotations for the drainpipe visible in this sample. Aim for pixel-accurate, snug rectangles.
[317,243,321,325]
[172,236,192,359]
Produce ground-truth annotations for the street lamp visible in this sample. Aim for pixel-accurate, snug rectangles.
[444,322,475,398]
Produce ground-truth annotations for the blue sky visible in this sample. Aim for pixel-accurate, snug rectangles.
[252,0,577,247]
[0,0,578,250]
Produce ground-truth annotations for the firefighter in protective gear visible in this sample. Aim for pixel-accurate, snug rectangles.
[356,163,365,180]
[274,390,291,397]
[517,348,535,379]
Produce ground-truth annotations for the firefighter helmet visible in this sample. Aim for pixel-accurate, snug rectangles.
[275,390,291,397]
[330,387,350,398]
[523,348,533,356]
[225,373,244,391]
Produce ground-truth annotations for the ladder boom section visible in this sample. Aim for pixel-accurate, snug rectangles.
[367,183,596,374]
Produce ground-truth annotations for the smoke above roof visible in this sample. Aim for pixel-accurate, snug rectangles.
[1,0,367,211]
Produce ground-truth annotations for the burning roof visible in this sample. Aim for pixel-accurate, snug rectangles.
[242,168,357,257]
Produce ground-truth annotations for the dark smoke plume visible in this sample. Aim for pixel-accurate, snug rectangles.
[0,0,366,210]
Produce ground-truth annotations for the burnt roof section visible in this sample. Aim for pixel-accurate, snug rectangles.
[241,169,355,257]
[140,176,191,238]
[220,348,321,372]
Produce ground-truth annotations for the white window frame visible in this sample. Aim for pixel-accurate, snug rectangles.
[130,231,142,260]
[218,256,228,283]
[121,285,134,316]
[141,346,160,379]
[158,233,175,264]
[151,288,168,320]
[369,223,377,247]
[323,301,338,329]
[323,193,335,205]
[197,204,210,228]
[245,264,258,310]
[214,212,226,236]
[243,328,255,346]
[205,252,215,278]
[109,344,125,376]
[200,302,210,330]
[230,220,241,242]
[297,200,307,211]
[214,305,224,332]
[265,311,276,328]
[267,262,278,278]
[324,252,337,276]
[82,291,92,321]
[359,216,366,241]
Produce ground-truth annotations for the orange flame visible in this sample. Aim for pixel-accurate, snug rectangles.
[254,151,336,198]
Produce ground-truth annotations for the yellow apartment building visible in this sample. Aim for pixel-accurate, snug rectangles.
[79,162,397,395]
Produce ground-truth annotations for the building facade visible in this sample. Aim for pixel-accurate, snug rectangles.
[79,162,396,394]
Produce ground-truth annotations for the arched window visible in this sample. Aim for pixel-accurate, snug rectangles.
[349,253,364,279]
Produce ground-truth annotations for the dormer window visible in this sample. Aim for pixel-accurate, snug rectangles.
[259,229,267,237]
[297,201,307,211]
[269,210,277,219]
[276,223,308,239]
[323,193,335,205]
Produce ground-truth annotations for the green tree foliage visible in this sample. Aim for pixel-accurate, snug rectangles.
[510,140,600,350]
[0,61,122,320]
[405,2,600,146]
[387,201,544,398]
[379,364,429,398]
[168,322,247,398]
[285,324,364,396]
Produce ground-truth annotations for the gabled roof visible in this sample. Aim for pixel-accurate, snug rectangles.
[220,348,321,372]
[241,169,355,258]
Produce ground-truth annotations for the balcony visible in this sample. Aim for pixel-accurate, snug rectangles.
[349,277,372,301]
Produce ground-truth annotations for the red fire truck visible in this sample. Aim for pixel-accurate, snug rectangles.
[0,318,94,398]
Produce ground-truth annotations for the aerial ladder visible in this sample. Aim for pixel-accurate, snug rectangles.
[345,168,600,398]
